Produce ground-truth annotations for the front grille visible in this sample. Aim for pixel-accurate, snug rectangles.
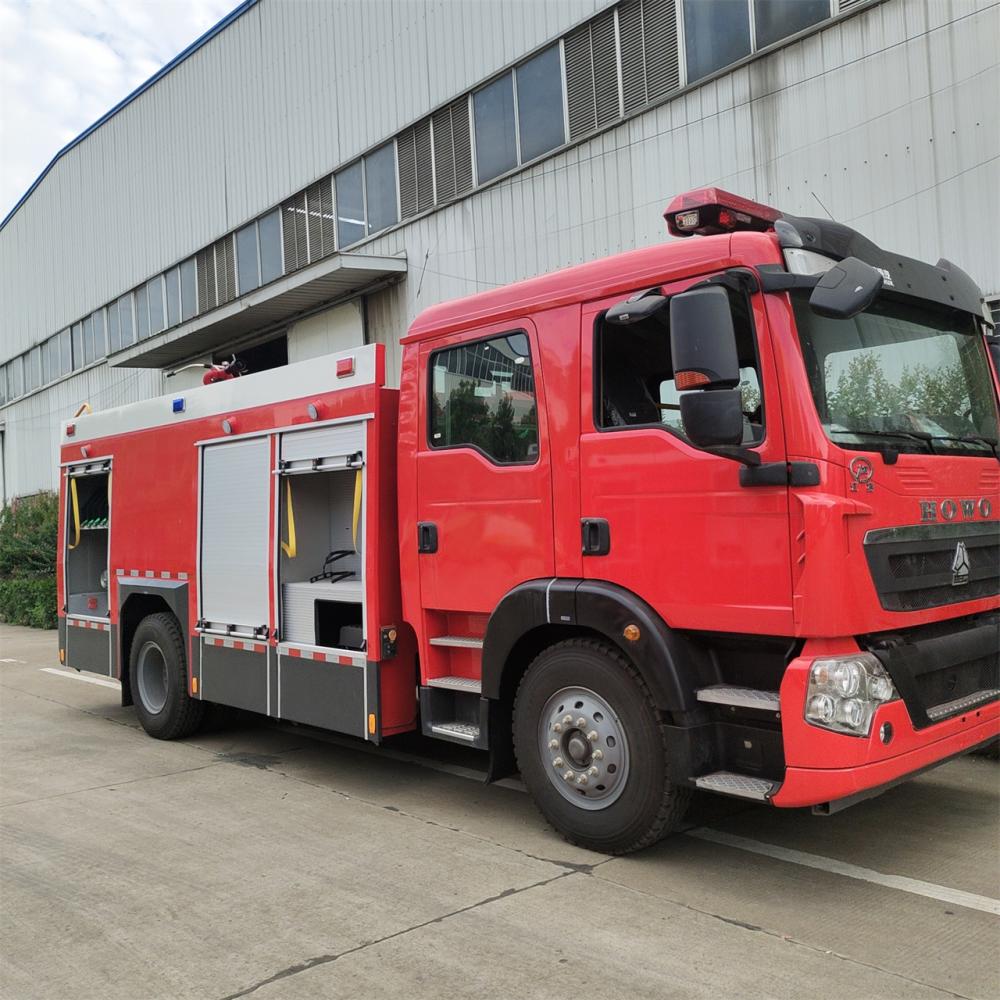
[865,612,1000,729]
[864,522,1000,611]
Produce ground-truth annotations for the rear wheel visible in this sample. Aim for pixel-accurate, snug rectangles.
[513,638,691,854]
[129,613,205,739]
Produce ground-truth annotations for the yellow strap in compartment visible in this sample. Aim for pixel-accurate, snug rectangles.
[68,477,81,550]
[281,479,297,558]
[352,468,363,552]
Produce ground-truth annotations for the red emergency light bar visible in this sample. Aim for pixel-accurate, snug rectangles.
[665,187,781,238]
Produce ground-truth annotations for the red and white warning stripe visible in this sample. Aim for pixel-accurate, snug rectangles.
[67,618,111,631]
[205,636,266,654]
[280,643,362,667]
[115,569,189,581]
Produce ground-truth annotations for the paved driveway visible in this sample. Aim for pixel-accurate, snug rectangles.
[1,624,997,1000]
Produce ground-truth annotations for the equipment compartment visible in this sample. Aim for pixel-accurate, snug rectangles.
[65,468,110,618]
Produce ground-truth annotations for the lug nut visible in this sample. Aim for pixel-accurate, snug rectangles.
[587,730,599,742]
[552,757,564,768]
[576,774,589,786]
[588,766,599,776]
[576,717,587,729]
[592,749,604,760]
[563,714,573,726]
[548,739,559,750]
[553,722,563,733]
[563,770,575,782]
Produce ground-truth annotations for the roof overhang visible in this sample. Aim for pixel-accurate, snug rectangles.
[111,251,407,369]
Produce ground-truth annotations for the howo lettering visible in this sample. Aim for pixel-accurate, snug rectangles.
[57,188,1000,853]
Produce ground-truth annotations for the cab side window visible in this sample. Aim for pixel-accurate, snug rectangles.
[429,332,539,464]
[595,287,764,443]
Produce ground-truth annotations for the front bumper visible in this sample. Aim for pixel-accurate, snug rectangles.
[770,634,999,809]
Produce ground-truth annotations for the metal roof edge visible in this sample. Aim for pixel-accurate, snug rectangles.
[0,0,260,233]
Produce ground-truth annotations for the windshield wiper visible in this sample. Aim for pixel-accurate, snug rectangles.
[830,429,935,453]
[926,434,999,457]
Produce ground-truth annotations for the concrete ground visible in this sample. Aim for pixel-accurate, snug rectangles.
[1,623,997,1000]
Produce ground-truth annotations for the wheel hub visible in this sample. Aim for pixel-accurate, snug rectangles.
[538,686,629,810]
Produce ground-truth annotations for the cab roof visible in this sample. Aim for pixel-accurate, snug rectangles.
[403,232,777,343]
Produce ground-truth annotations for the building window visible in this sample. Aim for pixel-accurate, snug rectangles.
[335,161,365,247]
[236,222,260,294]
[7,356,23,399]
[42,335,59,383]
[24,346,41,393]
[91,309,105,360]
[474,44,565,184]
[515,45,566,163]
[71,323,84,369]
[165,267,181,328]
[180,258,197,320]
[259,210,282,284]
[683,0,752,82]
[754,0,829,49]
[474,73,518,183]
[365,143,399,235]
[118,293,135,348]
[147,275,165,334]
[135,283,150,340]
[107,299,121,353]
[429,332,539,464]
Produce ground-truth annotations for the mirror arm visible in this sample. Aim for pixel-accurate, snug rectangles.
[757,269,820,293]
[688,267,760,296]
[703,445,761,467]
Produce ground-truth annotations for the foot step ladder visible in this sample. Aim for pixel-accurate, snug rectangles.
[692,686,781,801]
[421,636,487,747]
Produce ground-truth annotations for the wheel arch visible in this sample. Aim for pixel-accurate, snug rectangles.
[117,582,188,707]
[482,578,715,714]
[481,579,718,779]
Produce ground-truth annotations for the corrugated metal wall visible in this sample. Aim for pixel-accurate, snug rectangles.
[0,0,605,350]
[2,0,999,498]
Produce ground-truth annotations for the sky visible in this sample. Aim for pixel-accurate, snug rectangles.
[0,0,236,220]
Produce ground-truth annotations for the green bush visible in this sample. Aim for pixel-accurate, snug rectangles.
[0,577,58,629]
[0,492,59,629]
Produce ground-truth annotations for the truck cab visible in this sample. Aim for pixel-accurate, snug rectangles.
[399,188,999,852]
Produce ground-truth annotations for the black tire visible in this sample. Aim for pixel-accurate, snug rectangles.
[971,739,999,760]
[129,612,205,740]
[513,638,691,854]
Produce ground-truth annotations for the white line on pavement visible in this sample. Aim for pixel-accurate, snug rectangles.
[40,667,121,690]
[687,827,1000,916]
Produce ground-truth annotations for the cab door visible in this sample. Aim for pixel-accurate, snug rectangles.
[415,320,554,615]
[578,277,794,636]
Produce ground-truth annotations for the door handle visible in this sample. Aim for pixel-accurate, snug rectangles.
[417,522,438,553]
[581,518,610,556]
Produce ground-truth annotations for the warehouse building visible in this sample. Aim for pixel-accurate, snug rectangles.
[1,0,997,500]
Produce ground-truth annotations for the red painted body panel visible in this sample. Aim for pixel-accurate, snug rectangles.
[58,345,417,737]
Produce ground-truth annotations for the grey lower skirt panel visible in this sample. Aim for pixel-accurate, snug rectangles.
[65,620,112,677]
[278,654,368,739]
[199,640,268,714]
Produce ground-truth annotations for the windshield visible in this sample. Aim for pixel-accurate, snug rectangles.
[792,293,999,456]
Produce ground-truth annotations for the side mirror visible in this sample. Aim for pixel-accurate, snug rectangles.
[679,389,744,448]
[669,285,743,448]
[809,256,883,319]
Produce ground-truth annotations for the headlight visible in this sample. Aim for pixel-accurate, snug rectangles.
[805,653,898,736]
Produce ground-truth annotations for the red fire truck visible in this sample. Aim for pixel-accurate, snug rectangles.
[57,189,999,853]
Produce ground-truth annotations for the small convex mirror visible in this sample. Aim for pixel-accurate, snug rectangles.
[809,256,883,320]
[604,289,667,326]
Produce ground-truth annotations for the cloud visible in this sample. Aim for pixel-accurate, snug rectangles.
[0,0,236,219]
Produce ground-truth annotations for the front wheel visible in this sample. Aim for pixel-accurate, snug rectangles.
[129,613,205,740]
[513,638,690,854]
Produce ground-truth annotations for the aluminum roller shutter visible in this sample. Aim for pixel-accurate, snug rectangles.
[280,421,366,470]
[200,438,271,631]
